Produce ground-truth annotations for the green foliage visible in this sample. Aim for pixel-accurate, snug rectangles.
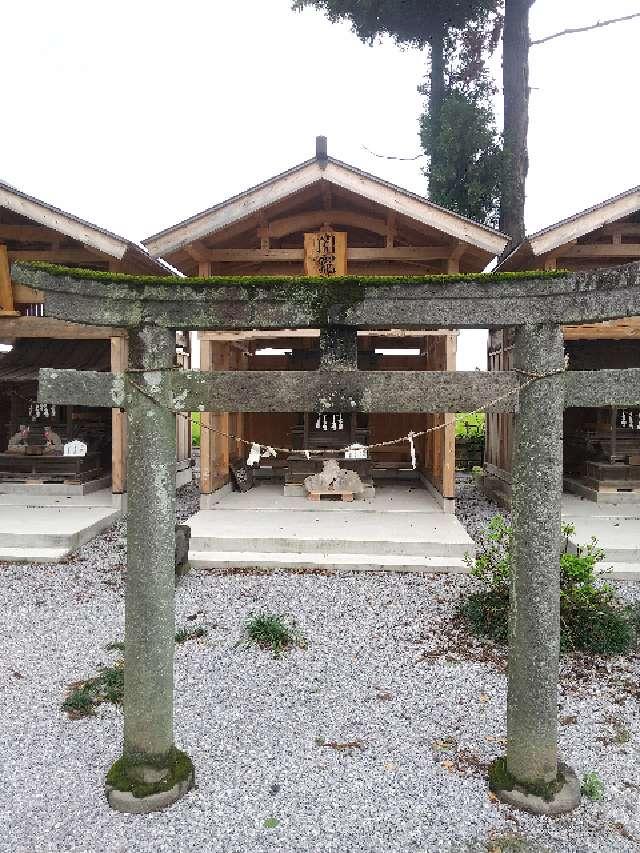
[292,0,495,48]
[455,412,485,438]
[191,412,201,448]
[420,89,502,227]
[244,614,305,657]
[62,661,124,718]
[263,817,279,829]
[581,771,604,801]
[461,516,637,656]
[292,1,504,225]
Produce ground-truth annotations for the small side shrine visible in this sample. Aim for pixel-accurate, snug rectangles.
[0,180,189,494]
[143,137,508,507]
[486,184,640,504]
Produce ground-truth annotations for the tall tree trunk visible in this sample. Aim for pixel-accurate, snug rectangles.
[500,0,530,243]
[426,16,446,202]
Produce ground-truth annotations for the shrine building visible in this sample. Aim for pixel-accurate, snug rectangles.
[484,184,640,505]
[0,181,192,501]
[143,137,508,518]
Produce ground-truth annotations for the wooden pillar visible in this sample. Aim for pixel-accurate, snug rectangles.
[442,333,456,499]
[0,244,19,316]
[199,338,230,494]
[211,342,230,487]
[111,336,128,494]
[199,338,214,494]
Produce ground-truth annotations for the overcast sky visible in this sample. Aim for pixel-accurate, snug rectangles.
[3,0,639,368]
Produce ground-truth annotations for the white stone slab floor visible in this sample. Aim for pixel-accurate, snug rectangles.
[0,489,120,562]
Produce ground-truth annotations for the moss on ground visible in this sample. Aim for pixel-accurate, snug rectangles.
[106,747,193,798]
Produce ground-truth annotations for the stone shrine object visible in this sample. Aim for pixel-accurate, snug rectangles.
[304,458,364,500]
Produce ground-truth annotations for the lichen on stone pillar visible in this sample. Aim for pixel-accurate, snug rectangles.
[490,323,580,816]
[105,324,193,813]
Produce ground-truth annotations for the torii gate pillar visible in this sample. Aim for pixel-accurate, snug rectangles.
[492,323,580,813]
[106,325,194,813]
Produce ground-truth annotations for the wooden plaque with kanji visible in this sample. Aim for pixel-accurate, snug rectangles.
[303,231,347,276]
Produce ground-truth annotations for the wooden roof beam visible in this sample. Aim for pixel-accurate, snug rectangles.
[559,243,640,259]
[200,246,453,263]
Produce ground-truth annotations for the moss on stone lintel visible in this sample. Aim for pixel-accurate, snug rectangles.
[106,747,194,799]
[488,757,565,803]
[14,260,569,289]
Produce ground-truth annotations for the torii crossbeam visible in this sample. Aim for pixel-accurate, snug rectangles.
[12,259,640,816]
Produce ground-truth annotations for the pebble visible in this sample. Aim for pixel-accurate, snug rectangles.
[0,480,638,852]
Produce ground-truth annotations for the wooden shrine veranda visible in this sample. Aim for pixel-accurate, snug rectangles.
[12,258,640,815]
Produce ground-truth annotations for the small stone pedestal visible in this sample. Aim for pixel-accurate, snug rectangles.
[105,749,194,814]
[490,759,580,816]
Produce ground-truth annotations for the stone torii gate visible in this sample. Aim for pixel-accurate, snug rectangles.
[12,260,640,815]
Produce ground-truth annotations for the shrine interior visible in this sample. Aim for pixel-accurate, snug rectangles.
[196,329,457,505]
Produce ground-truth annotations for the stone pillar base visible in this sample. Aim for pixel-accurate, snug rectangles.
[490,759,580,816]
[105,749,194,814]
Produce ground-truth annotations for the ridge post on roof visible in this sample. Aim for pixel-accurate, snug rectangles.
[316,134,328,162]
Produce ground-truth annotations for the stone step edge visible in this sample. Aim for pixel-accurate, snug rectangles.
[0,547,70,563]
[188,550,469,573]
[188,537,472,558]
[599,562,640,580]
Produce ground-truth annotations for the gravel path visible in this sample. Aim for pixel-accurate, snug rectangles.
[1,482,639,853]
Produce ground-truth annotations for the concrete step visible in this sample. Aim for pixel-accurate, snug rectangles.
[0,546,69,563]
[600,562,640,581]
[0,505,120,556]
[189,550,470,574]
[188,509,473,559]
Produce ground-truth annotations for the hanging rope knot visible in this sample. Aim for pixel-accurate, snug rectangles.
[512,366,567,382]
[407,431,417,470]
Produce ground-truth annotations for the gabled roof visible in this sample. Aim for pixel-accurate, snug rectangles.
[0,179,169,272]
[143,152,508,259]
[500,184,640,270]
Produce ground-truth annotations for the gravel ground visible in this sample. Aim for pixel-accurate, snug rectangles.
[1,481,639,853]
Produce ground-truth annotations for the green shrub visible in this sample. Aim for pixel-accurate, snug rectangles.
[460,516,636,656]
[455,412,485,438]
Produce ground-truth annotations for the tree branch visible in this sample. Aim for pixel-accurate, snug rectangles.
[531,11,640,46]
[361,145,426,161]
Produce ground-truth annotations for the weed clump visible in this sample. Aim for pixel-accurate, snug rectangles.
[244,614,305,657]
[581,771,604,801]
[62,661,124,718]
[175,625,208,644]
[460,515,636,656]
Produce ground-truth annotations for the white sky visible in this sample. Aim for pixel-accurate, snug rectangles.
[3,0,640,369]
